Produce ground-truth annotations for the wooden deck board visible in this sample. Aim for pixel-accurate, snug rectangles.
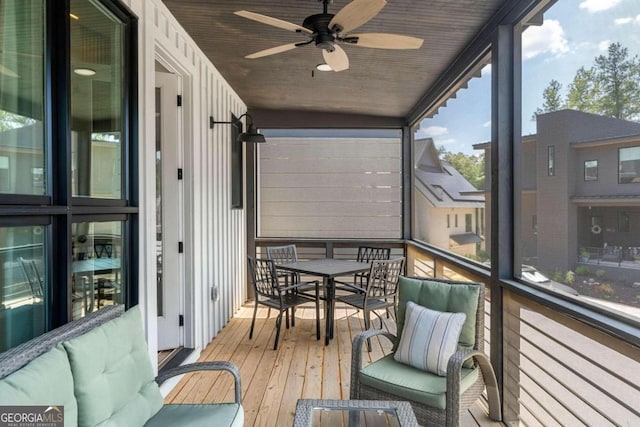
[166,302,501,427]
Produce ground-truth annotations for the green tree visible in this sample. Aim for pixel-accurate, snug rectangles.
[532,79,564,120]
[536,42,640,121]
[440,150,485,190]
[593,42,640,120]
[566,66,599,113]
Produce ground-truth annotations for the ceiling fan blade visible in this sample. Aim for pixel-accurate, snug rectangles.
[349,33,423,49]
[245,43,300,59]
[322,44,349,72]
[234,10,313,35]
[329,0,387,35]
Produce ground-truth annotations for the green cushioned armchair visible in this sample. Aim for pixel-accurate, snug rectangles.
[350,276,501,427]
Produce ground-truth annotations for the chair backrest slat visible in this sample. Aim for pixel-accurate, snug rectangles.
[357,246,391,263]
[366,258,405,298]
[266,245,298,264]
[248,257,280,298]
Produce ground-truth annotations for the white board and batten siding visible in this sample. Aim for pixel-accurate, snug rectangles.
[123,0,247,366]
[258,134,403,239]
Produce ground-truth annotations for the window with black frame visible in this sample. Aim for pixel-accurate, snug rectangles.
[0,0,137,352]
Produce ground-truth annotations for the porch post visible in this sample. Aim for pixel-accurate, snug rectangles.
[492,23,519,422]
[246,138,256,300]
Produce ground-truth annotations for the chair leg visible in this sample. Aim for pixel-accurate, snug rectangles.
[285,308,289,329]
[315,297,320,340]
[249,300,259,340]
[291,306,296,327]
[274,312,283,350]
[364,311,372,352]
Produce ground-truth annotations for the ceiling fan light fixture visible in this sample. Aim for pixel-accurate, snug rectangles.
[74,68,96,76]
[316,63,333,71]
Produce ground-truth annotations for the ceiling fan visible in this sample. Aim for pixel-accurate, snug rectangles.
[234,0,423,72]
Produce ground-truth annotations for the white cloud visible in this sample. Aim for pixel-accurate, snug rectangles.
[482,121,491,128]
[422,126,448,136]
[522,19,569,60]
[598,40,611,51]
[481,64,492,76]
[579,0,621,13]
[614,17,633,25]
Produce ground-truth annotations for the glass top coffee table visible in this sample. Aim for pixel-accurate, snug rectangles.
[293,399,418,427]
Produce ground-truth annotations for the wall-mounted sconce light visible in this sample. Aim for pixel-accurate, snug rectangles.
[209,112,266,143]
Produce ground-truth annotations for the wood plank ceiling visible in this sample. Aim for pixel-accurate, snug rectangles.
[161,0,508,121]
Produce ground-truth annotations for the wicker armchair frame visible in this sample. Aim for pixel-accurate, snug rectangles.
[350,277,501,427]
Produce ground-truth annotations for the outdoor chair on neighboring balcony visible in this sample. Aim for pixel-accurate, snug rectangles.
[248,257,321,350]
[350,276,502,427]
[336,257,404,352]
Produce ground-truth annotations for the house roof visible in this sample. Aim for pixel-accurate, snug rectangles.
[450,232,484,246]
[414,138,484,208]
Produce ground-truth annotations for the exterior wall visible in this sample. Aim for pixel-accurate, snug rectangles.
[123,0,247,370]
[521,139,537,191]
[574,141,640,197]
[536,111,574,272]
[520,191,537,261]
[414,195,447,246]
[414,191,482,255]
[534,110,640,273]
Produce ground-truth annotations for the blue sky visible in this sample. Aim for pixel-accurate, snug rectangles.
[415,0,640,155]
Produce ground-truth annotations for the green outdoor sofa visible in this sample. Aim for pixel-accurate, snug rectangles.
[0,305,243,427]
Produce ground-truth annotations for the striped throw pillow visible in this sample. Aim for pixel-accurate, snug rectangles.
[394,301,467,376]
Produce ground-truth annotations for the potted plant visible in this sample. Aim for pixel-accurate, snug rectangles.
[580,247,590,262]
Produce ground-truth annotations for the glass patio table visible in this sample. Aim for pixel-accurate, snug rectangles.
[276,259,370,345]
[293,399,418,427]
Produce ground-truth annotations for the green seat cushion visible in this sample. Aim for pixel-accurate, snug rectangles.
[397,277,480,350]
[0,345,78,427]
[63,306,163,427]
[359,354,479,410]
[145,404,244,427]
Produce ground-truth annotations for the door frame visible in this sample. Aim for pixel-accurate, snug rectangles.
[153,48,195,351]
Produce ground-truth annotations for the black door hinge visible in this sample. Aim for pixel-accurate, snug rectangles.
[177,95,182,106]
[179,314,184,326]
[178,242,184,253]
[177,168,183,180]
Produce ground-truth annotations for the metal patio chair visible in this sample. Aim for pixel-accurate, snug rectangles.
[248,257,321,350]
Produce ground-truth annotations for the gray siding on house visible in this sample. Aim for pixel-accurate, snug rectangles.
[574,142,640,197]
[479,109,640,274]
[535,110,640,272]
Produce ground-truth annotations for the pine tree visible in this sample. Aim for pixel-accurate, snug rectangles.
[534,42,640,121]
[532,79,564,120]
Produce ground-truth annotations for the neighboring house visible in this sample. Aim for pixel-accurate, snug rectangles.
[476,109,640,279]
[413,138,485,256]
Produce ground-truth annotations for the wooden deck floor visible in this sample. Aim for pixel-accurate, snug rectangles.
[165,302,501,427]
